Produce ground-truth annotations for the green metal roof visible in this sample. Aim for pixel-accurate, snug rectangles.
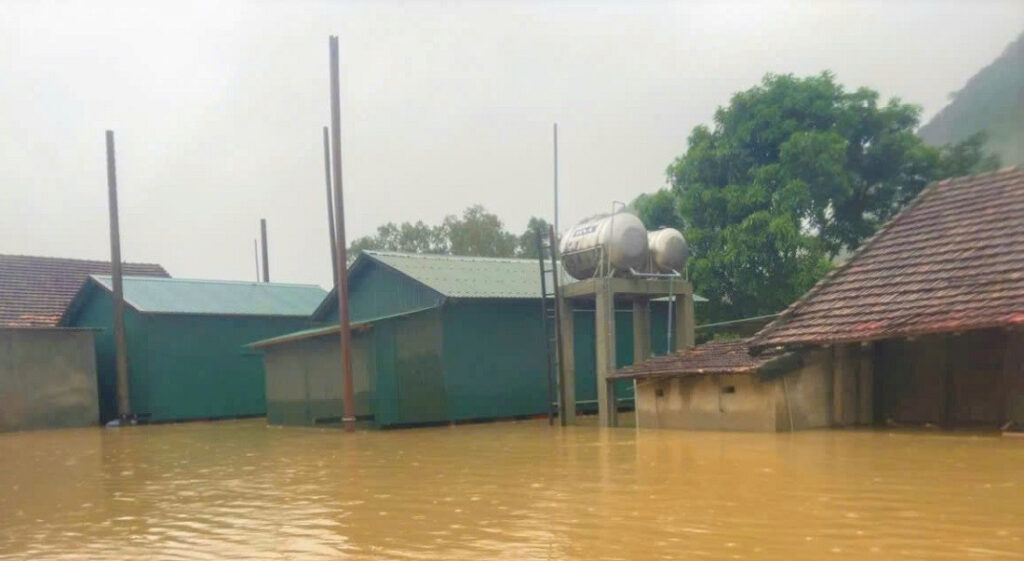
[363,250,708,301]
[360,250,547,299]
[247,306,438,348]
[83,275,327,317]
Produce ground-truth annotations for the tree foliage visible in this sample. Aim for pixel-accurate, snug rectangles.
[350,205,548,259]
[644,72,999,323]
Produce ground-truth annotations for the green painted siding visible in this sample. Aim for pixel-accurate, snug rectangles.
[441,300,548,422]
[572,304,673,411]
[69,284,313,423]
[135,314,310,422]
[322,261,443,323]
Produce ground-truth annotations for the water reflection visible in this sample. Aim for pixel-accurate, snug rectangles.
[1,420,1022,560]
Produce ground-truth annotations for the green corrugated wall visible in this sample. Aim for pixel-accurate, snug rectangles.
[441,300,549,422]
[71,287,312,423]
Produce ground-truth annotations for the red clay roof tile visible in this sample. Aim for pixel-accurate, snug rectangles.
[0,254,169,327]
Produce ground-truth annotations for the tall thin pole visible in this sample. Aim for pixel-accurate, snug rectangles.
[105,130,131,421]
[553,123,559,235]
[260,218,270,282]
[330,35,357,432]
[253,239,260,281]
[323,126,339,288]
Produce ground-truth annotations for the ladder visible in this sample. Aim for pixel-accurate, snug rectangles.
[535,225,565,426]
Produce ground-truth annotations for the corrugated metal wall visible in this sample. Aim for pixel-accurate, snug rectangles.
[441,300,548,422]
[71,287,311,423]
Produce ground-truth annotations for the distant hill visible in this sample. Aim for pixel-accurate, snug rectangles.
[918,32,1024,166]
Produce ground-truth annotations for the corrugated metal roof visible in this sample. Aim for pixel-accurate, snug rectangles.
[82,276,326,317]
[359,250,709,301]
[247,306,438,348]
[362,250,542,298]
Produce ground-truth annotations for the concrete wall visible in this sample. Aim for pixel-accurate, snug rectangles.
[0,328,99,432]
[634,350,833,432]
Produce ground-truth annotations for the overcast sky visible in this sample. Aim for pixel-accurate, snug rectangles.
[1,0,1022,288]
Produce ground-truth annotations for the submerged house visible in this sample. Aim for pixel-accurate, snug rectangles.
[615,167,1024,431]
[62,275,325,423]
[253,250,686,427]
[0,254,169,432]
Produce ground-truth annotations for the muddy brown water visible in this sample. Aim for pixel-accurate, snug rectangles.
[1,419,1022,560]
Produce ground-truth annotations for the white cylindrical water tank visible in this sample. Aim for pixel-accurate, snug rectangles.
[647,228,689,273]
[559,212,649,280]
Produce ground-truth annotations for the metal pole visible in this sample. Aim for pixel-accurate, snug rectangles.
[260,218,270,282]
[536,228,554,425]
[323,126,339,288]
[105,130,131,421]
[329,35,357,432]
[253,239,259,281]
[553,123,559,236]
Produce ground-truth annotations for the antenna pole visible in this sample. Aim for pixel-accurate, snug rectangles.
[253,239,260,281]
[329,35,357,433]
[260,218,270,282]
[553,123,559,235]
[105,130,132,421]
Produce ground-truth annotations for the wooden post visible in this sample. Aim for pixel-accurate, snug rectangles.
[329,35,357,432]
[857,342,874,425]
[105,130,131,420]
[595,279,617,427]
[322,126,338,288]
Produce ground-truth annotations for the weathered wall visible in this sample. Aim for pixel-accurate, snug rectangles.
[0,328,99,432]
[772,349,832,431]
[635,373,777,431]
[264,332,374,426]
[634,350,834,432]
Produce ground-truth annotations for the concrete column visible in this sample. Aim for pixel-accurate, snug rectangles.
[675,292,695,351]
[595,280,617,427]
[633,298,651,363]
[558,296,576,426]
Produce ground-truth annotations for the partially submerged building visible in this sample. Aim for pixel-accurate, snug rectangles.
[254,250,686,427]
[0,254,169,431]
[62,275,325,423]
[615,167,1024,431]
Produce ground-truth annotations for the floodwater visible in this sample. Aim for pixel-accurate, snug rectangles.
[1,420,1022,560]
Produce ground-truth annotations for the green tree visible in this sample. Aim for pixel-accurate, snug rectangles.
[665,72,999,323]
[630,189,684,231]
[350,205,523,258]
[441,205,518,257]
[516,216,552,259]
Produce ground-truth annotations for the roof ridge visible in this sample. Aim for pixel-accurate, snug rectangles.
[365,250,536,264]
[0,253,166,267]
[89,274,322,289]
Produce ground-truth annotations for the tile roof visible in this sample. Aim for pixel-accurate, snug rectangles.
[67,276,327,319]
[752,167,1024,349]
[609,338,791,379]
[0,254,169,327]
